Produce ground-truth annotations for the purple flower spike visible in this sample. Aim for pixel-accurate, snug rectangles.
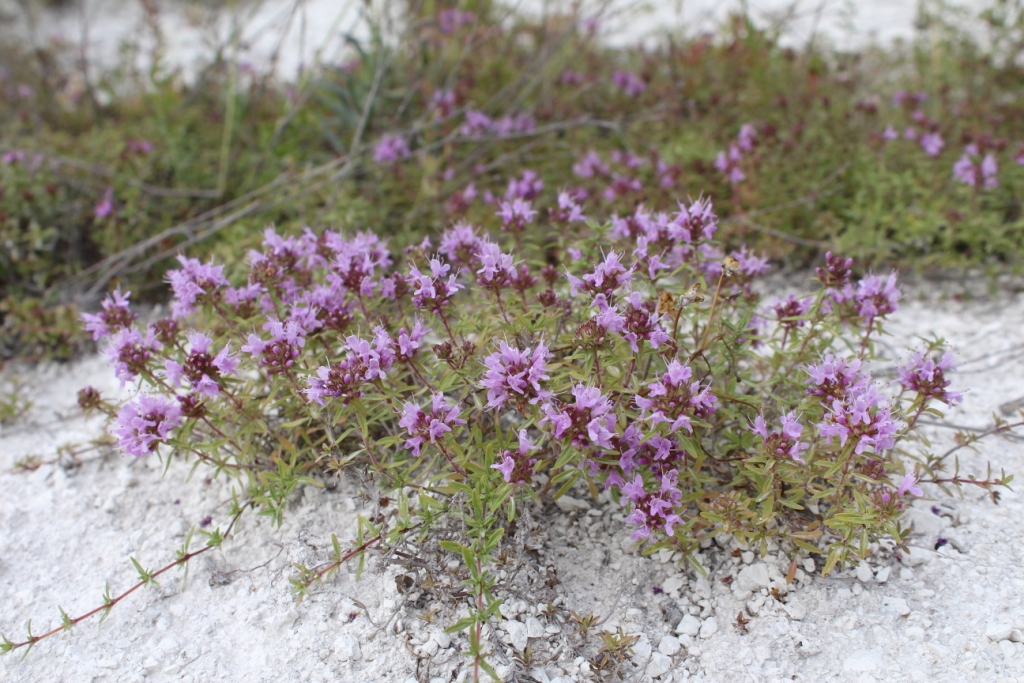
[541,384,616,451]
[497,198,537,232]
[621,470,683,540]
[715,144,745,184]
[953,144,998,189]
[635,359,716,433]
[612,70,646,97]
[399,392,466,455]
[481,340,552,409]
[897,350,963,406]
[751,412,808,463]
[492,429,539,484]
[166,255,228,319]
[112,395,182,456]
[409,258,462,312]
[81,289,136,340]
[373,134,410,164]
[566,251,635,300]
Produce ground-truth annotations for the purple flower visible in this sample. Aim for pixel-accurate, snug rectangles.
[751,412,808,463]
[164,331,238,396]
[634,359,716,433]
[620,470,683,540]
[566,251,634,299]
[882,125,898,141]
[81,289,136,340]
[897,472,923,497]
[439,222,483,266]
[818,384,900,455]
[715,144,745,184]
[919,132,944,156]
[408,258,462,311]
[849,272,901,328]
[399,392,466,455]
[460,110,493,138]
[305,330,398,405]
[166,255,229,318]
[898,350,963,406]
[496,198,537,232]
[491,429,538,484]
[481,340,551,409]
[505,170,544,200]
[770,294,813,330]
[241,319,306,375]
[806,353,870,403]
[438,8,475,33]
[541,384,616,451]
[612,70,646,97]
[326,231,392,297]
[953,144,998,189]
[815,252,852,302]
[112,396,182,456]
[737,123,757,151]
[373,134,410,164]
[106,327,161,385]
[94,187,114,219]
[475,241,516,289]
[621,292,671,352]
[393,320,428,363]
[550,191,587,223]
[573,150,609,178]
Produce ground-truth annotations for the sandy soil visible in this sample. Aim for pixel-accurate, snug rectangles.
[2,285,1024,683]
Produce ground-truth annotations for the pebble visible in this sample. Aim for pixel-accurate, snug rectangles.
[882,597,911,616]
[663,576,685,594]
[525,616,545,638]
[431,631,451,649]
[646,652,673,678]
[906,626,925,640]
[985,623,1014,642]
[856,564,874,583]
[503,620,528,651]
[419,639,439,657]
[676,614,701,637]
[699,616,718,639]
[736,563,771,593]
[333,634,361,661]
[553,495,589,512]
[900,546,931,567]
[874,566,891,583]
[658,635,681,656]
[842,649,883,672]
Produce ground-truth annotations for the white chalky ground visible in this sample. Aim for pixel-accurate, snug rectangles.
[2,282,1024,683]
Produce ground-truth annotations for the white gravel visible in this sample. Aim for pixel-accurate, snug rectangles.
[3,284,1024,683]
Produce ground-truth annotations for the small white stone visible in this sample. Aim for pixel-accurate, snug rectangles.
[906,626,925,640]
[740,551,754,564]
[663,576,685,594]
[782,601,806,621]
[699,616,718,638]
[675,614,701,637]
[503,620,528,651]
[646,652,673,678]
[899,567,914,581]
[142,657,160,672]
[882,597,911,616]
[985,623,1013,642]
[900,546,931,567]
[842,649,882,672]
[1010,628,1024,643]
[525,616,545,638]
[803,558,815,573]
[999,640,1016,659]
[631,635,653,667]
[874,566,891,584]
[419,639,439,657]
[431,631,451,649]
[658,635,681,656]
[553,495,589,512]
[333,634,361,661]
[856,564,874,583]
[736,563,771,593]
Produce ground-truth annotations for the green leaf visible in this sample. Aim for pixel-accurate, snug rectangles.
[59,606,73,632]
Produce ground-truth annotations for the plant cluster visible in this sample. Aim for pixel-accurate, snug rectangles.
[7,182,1006,671]
[7,2,1024,358]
